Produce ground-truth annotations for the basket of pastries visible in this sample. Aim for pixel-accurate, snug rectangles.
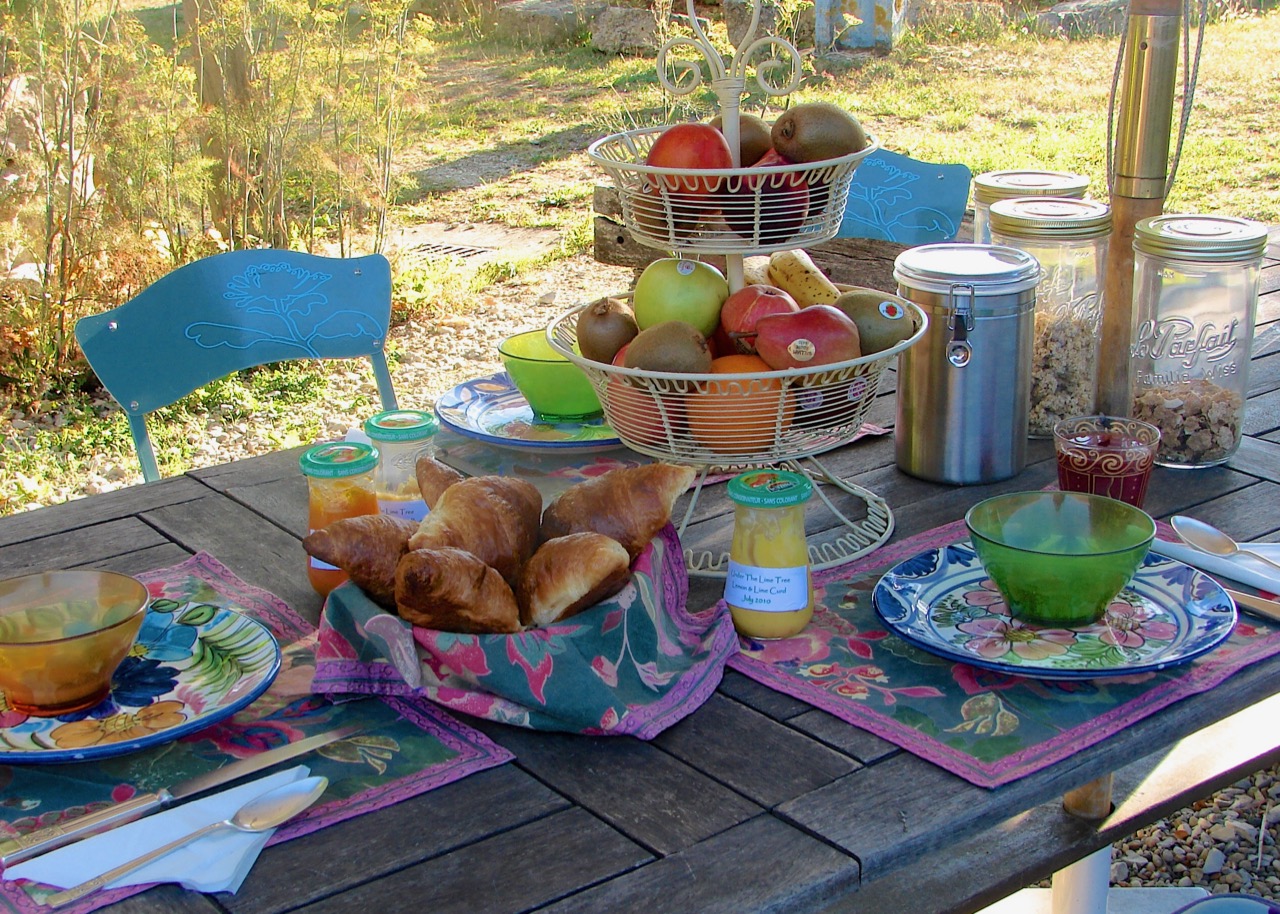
[547,250,927,466]
[588,103,879,255]
[305,458,738,736]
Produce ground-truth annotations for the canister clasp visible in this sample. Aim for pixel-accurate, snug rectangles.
[946,283,976,367]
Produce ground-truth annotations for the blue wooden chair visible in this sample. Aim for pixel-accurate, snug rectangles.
[76,249,398,482]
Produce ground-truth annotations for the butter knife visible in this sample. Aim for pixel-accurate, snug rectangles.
[1225,589,1280,623]
[0,723,360,869]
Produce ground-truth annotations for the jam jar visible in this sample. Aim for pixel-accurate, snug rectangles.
[363,409,439,523]
[723,469,814,640]
[1128,214,1268,468]
[300,441,379,596]
[989,196,1111,437]
[972,169,1090,244]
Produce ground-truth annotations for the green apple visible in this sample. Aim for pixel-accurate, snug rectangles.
[632,259,729,338]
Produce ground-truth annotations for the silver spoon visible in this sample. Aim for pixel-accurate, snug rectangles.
[46,776,328,909]
[1170,516,1280,577]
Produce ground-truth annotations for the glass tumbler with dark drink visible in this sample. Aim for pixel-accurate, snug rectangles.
[1053,415,1161,508]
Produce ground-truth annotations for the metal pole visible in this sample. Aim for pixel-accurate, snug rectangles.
[1096,0,1182,416]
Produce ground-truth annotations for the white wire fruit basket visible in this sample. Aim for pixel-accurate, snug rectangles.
[587,128,881,255]
[548,300,926,467]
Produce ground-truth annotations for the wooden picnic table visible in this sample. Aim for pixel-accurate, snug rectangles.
[1,229,1278,913]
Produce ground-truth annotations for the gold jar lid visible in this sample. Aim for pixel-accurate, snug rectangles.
[1133,214,1268,263]
[973,170,1090,206]
[989,197,1112,241]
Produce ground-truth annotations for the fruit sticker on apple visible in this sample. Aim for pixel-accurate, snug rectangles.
[632,258,729,338]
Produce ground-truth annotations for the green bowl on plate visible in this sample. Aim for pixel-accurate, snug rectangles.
[499,329,602,423]
[964,491,1155,627]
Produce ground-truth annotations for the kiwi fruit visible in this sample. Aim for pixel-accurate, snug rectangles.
[771,102,868,163]
[577,297,639,363]
[832,289,915,355]
[623,321,713,374]
[709,113,774,166]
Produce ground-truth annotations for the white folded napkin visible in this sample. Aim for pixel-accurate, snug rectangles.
[1153,540,1280,596]
[6,765,310,896]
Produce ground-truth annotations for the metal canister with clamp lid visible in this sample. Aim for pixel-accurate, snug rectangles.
[892,244,1042,485]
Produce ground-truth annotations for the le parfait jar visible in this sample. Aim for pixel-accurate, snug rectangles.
[363,409,439,523]
[1128,214,1268,468]
[724,469,814,640]
[971,169,1090,244]
[300,441,380,596]
[989,196,1111,437]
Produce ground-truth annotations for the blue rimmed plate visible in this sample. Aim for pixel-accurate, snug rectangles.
[435,372,622,452]
[871,542,1236,680]
[0,605,280,763]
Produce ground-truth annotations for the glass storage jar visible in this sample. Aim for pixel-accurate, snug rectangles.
[363,409,439,523]
[1129,214,1268,468]
[990,196,1111,437]
[724,469,814,640]
[972,170,1090,244]
[300,441,380,596]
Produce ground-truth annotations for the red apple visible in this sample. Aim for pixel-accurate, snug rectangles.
[754,305,862,370]
[719,284,800,354]
[646,123,734,197]
[720,149,810,245]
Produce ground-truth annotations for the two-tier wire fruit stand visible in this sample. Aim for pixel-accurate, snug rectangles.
[547,0,927,576]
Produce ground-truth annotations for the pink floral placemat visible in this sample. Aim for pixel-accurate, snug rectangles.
[728,521,1280,787]
[0,553,511,914]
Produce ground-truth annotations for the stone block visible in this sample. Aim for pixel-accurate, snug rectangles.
[495,0,607,44]
[592,6,658,53]
[1031,0,1127,37]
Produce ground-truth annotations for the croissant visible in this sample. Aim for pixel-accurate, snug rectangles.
[414,455,465,509]
[517,533,632,629]
[407,476,542,586]
[539,463,696,559]
[303,514,419,608]
[394,547,522,634]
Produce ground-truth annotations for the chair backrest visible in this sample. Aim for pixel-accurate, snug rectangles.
[839,148,972,244]
[76,249,398,482]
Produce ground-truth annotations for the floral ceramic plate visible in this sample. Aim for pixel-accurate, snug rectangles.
[0,603,280,763]
[435,372,622,452]
[871,542,1236,680]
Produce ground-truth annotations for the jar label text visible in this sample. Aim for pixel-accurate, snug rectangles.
[1130,316,1240,368]
[724,561,809,612]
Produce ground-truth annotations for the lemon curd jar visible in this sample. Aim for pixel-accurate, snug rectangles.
[300,441,380,596]
[724,469,814,639]
[364,409,439,523]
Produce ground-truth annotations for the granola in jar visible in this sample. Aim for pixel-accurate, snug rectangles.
[1131,379,1243,467]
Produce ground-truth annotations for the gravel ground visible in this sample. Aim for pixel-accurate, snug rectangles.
[7,248,1278,902]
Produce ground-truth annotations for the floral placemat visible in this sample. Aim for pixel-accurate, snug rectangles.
[727,521,1280,787]
[0,553,512,914]
[313,525,739,738]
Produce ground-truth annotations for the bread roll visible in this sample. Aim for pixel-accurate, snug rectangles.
[302,514,419,608]
[394,547,521,634]
[408,476,542,586]
[540,463,696,559]
[517,533,631,628]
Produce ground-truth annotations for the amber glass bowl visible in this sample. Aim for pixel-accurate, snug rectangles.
[0,570,150,717]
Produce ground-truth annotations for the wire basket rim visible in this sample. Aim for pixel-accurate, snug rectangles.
[587,125,881,179]
[547,298,927,381]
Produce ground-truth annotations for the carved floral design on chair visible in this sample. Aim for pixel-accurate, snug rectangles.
[185,262,384,357]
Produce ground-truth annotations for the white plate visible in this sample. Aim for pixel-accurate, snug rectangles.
[872,542,1237,680]
[434,372,623,453]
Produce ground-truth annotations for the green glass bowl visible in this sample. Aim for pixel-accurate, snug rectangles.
[499,330,602,423]
[0,570,151,717]
[964,491,1156,627]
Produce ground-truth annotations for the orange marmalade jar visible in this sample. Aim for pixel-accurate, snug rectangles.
[300,441,380,596]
